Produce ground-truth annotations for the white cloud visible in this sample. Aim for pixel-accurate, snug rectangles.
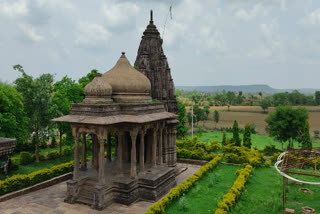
[75,21,111,48]
[18,23,44,42]
[35,0,73,9]
[198,27,226,52]
[300,8,320,25]
[235,4,267,21]
[0,0,28,19]
[102,1,139,26]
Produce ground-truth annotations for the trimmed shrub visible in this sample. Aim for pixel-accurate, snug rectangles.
[19,152,34,165]
[39,153,46,161]
[223,144,265,167]
[0,161,74,196]
[47,151,59,160]
[214,165,253,214]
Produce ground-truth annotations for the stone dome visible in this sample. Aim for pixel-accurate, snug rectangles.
[102,52,152,103]
[83,73,113,104]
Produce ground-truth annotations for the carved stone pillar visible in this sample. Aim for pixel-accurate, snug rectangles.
[98,134,106,185]
[158,128,163,165]
[130,130,137,178]
[72,128,80,180]
[107,133,112,162]
[81,133,87,170]
[92,135,99,170]
[163,128,167,164]
[167,128,172,166]
[117,132,124,176]
[152,128,157,168]
[115,135,118,158]
[172,128,177,167]
[139,130,145,174]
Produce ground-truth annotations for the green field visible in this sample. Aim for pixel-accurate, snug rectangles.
[229,167,320,213]
[188,131,320,150]
[165,164,241,214]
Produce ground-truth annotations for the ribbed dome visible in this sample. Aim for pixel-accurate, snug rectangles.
[102,52,152,103]
[83,73,112,104]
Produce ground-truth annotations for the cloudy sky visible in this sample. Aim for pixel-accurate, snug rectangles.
[0,0,320,89]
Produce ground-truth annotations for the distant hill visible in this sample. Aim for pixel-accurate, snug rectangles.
[176,84,319,94]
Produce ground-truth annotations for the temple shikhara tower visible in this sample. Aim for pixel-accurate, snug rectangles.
[135,10,178,113]
[53,36,178,209]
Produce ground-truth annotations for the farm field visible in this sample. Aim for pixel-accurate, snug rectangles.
[188,131,320,150]
[165,164,241,214]
[229,167,320,213]
[187,105,320,136]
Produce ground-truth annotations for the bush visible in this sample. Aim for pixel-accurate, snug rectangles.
[47,151,59,160]
[146,155,223,214]
[39,153,46,161]
[223,144,265,167]
[50,135,56,148]
[19,152,34,165]
[0,161,74,196]
[63,148,73,157]
[262,145,282,156]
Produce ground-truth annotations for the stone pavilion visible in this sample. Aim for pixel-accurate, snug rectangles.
[53,52,178,210]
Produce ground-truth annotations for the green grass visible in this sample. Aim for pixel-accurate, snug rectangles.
[229,167,320,214]
[188,131,320,150]
[165,164,241,214]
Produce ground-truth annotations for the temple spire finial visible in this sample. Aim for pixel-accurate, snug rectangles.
[150,10,153,23]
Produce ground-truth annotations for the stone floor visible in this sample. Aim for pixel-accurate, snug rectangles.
[0,163,201,214]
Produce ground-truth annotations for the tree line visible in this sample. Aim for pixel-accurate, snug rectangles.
[0,65,98,161]
[176,89,320,108]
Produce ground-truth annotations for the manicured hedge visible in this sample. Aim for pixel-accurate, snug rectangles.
[146,154,223,214]
[0,161,74,196]
[214,165,253,214]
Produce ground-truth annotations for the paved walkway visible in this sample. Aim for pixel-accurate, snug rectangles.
[0,163,201,214]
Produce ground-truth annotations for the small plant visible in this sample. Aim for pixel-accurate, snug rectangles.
[178,195,188,211]
[19,152,34,165]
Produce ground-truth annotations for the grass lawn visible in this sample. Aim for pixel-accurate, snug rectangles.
[165,164,241,214]
[187,131,320,150]
[229,167,320,214]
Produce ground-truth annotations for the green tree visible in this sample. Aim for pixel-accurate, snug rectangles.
[214,110,219,128]
[78,69,98,89]
[0,83,29,151]
[232,120,241,146]
[260,98,270,112]
[300,120,312,149]
[315,91,320,105]
[265,105,308,150]
[243,123,252,149]
[52,76,84,156]
[14,65,54,162]
[176,99,188,138]
[221,131,227,146]
[272,92,289,106]
[193,105,204,125]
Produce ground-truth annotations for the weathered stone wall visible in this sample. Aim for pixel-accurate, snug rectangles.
[134,11,178,113]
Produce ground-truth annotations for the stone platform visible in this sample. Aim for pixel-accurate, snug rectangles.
[65,160,176,210]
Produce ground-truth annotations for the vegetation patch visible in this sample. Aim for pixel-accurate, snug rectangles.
[214,165,253,214]
[165,164,241,214]
[146,155,223,214]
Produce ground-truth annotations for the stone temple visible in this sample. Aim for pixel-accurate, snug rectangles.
[53,31,178,209]
[135,10,178,114]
